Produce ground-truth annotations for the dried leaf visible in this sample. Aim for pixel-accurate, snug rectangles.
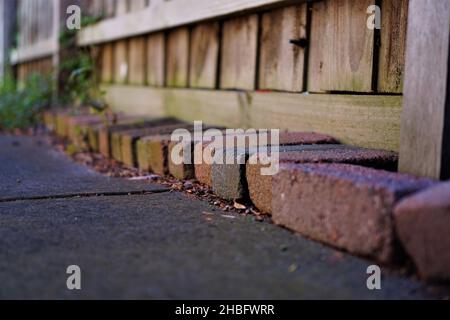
[234,201,247,210]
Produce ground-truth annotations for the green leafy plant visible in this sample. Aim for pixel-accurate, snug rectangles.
[58,14,107,111]
[0,12,108,131]
[0,73,52,130]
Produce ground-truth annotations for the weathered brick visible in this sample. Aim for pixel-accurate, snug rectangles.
[136,138,150,172]
[272,163,434,263]
[67,113,129,149]
[194,141,215,186]
[168,141,196,180]
[136,135,172,174]
[166,129,226,181]
[67,115,105,148]
[247,147,398,214]
[111,131,124,161]
[100,117,182,159]
[55,109,90,138]
[394,183,450,281]
[195,131,337,189]
[87,124,101,152]
[120,124,192,167]
[277,132,338,145]
[210,145,331,200]
[55,113,70,138]
[193,133,262,187]
[67,115,101,139]
[42,111,56,132]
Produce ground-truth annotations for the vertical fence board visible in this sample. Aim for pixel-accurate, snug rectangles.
[42,57,53,76]
[114,39,129,83]
[166,27,189,87]
[146,32,165,86]
[101,43,114,83]
[0,0,4,78]
[308,0,374,93]
[259,4,307,92]
[0,0,16,79]
[103,0,116,18]
[377,0,408,93]
[128,36,146,85]
[88,0,105,17]
[129,0,147,12]
[45,0,54,39]
[189,22,220,89]
[220,14,258,90]
[115,0,129,15]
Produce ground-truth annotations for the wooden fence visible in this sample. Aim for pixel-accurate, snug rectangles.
[76,0,406,152]
[11,0,59,82]
[3,0,450,179]
[0,0,16,80]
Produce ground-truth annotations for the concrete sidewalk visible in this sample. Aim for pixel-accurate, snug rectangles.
[0,135,445,299]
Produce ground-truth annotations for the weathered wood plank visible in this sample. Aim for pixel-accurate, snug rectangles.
[103,0,116,18]
[0,0,16,78]
[113,39,128,84]
[88,0,104,17]
[399,0,450,179]
[166,27,189,87]
[146,32,165,86]
[128,36,146,85]
[129,0,147,12]
[377,0,408,93]
[249,92,401,151]
[164,89,245,128]
[259,4,307,92]
[100,42,114,83]
[102,84,166,117]
[78,0,296,46]
[115,0,129,16]
[102,84,402,151]
[308,0,374,92]
[189,22,220,88]
[220,14,259,90]
[10,38,57,65]
[44,0,53,39]
[17,63,26,84]
[41,57,53,75]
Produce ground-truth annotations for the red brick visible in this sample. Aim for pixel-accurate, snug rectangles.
[55,109,90,138]
[394,182,450,281]
[272,163,434,263]
[168,141,196,180]
[247,147,398,213]
[194,131,338,188]
[136,135,171,175]
[194,141,215,186]
[120,124,192,167]
[277,132,338,145]
[87,124,102,152]
[66,115,104,148]
[168,128,227,181]
[55,113,70,138]
[98,117,181,158]
[42,111,56,132]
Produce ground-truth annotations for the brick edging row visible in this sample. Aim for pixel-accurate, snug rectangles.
[42,110,450,282]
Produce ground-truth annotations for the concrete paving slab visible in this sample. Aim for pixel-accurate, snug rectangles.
[0,192,442,300]
[0,135,168,201]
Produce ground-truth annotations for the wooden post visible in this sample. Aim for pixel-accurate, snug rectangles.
[0,0,17,81]
[399,0,450,179]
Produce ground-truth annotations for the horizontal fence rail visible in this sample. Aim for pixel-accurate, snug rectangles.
[11,0,58,65]
[77,0,295,45]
